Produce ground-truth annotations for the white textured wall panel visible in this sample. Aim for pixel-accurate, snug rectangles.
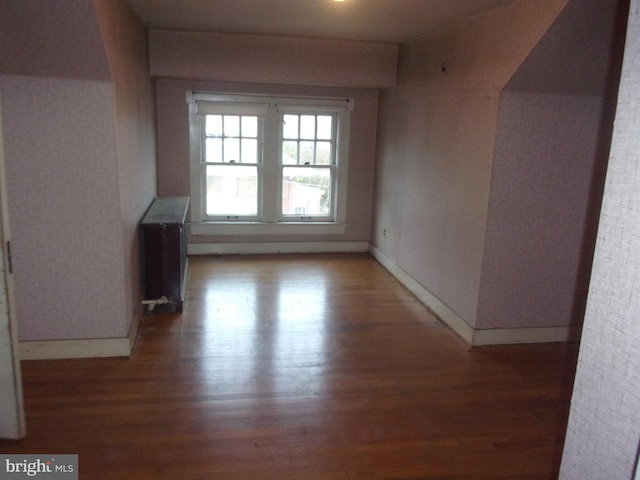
[560,1,640,477]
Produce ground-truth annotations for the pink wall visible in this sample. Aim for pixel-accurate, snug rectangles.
[155,79,379,244]
[477,93,606,329]
[476,0,627,331]
[372,0,571,328]
[0,76,125,341]
[372,0,624,335]
[0,0,156,342]
[149,30,398,89]
[0,0,111,81]
[95,0,158,337]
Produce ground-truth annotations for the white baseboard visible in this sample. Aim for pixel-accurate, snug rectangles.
[20,338,132,360]
[368,244,578,346]
[19,303,145,360]
[471,325,582,346]
[188,241,369,255]
[369,245,475,343]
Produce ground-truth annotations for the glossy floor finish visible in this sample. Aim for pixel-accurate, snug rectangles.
[1,254,579,479]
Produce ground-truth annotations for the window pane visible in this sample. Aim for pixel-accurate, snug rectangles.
[316,141,331,165]
[282,141,298,164]
[283,115,298,139]
[282,167,331,216]
[206,165,258,216]
[205,138,223,162]
[224,138,240,163]
[317,116,332,140]
[300,141,315,164]
[224,116,240,137]
[205,115,223,136]
[241,139,258,163]
[300,115,315,139]
[242,116,258,137]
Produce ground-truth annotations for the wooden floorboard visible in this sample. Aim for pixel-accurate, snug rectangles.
[0,253,578,479]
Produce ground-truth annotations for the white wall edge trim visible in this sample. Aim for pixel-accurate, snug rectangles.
[368,244,578,346]
[19,304,145,360]
[188,241,369,255]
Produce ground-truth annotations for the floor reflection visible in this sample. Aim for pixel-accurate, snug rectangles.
[191,261,329,400]
[273,274,327,396]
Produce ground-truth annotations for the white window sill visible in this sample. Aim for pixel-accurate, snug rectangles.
[190,222,347,236]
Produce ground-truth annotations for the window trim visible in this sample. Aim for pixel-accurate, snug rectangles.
[187,92,352,235]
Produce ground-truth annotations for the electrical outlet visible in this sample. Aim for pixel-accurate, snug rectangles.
[383,228,387,238]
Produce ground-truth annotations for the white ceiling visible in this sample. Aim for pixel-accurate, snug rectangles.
[126,0,516,44]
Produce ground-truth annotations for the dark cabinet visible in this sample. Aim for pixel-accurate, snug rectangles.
[141,197,189,311]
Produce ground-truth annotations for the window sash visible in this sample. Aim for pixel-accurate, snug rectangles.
[204,164,260,219]
[202,114,262,165]
[280,165,334,220]
[280,112,337,167]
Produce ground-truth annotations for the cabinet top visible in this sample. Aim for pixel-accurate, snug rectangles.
[141,197,190,226]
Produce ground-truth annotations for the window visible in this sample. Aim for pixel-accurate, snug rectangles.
[188,93,351,235]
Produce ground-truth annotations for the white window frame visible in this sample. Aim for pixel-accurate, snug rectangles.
[187,92,352,235]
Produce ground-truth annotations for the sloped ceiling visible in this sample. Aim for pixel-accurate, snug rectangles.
[0,0,111,80]
[505,0,629,95]
[126,0,516,44]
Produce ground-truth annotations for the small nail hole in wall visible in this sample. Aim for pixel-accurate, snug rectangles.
[440,61,447,73]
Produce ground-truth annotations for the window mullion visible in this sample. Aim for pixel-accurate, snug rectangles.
[189,109,205,222]
[262,106,279,223]
[334,110,350,223]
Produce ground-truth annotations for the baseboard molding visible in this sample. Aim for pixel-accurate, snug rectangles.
[368,244,578,346]
[19,338,131,360]
[369,245,475,344]
[19,303,145,360]
[188,241,369,255]
[471,325,582,346]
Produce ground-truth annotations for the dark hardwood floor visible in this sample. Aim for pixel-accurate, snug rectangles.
[0,253,578,479]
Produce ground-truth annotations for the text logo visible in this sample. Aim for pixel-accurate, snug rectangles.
[0,455,77,479]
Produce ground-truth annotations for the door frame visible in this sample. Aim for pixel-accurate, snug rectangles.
[0,91,26,440]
